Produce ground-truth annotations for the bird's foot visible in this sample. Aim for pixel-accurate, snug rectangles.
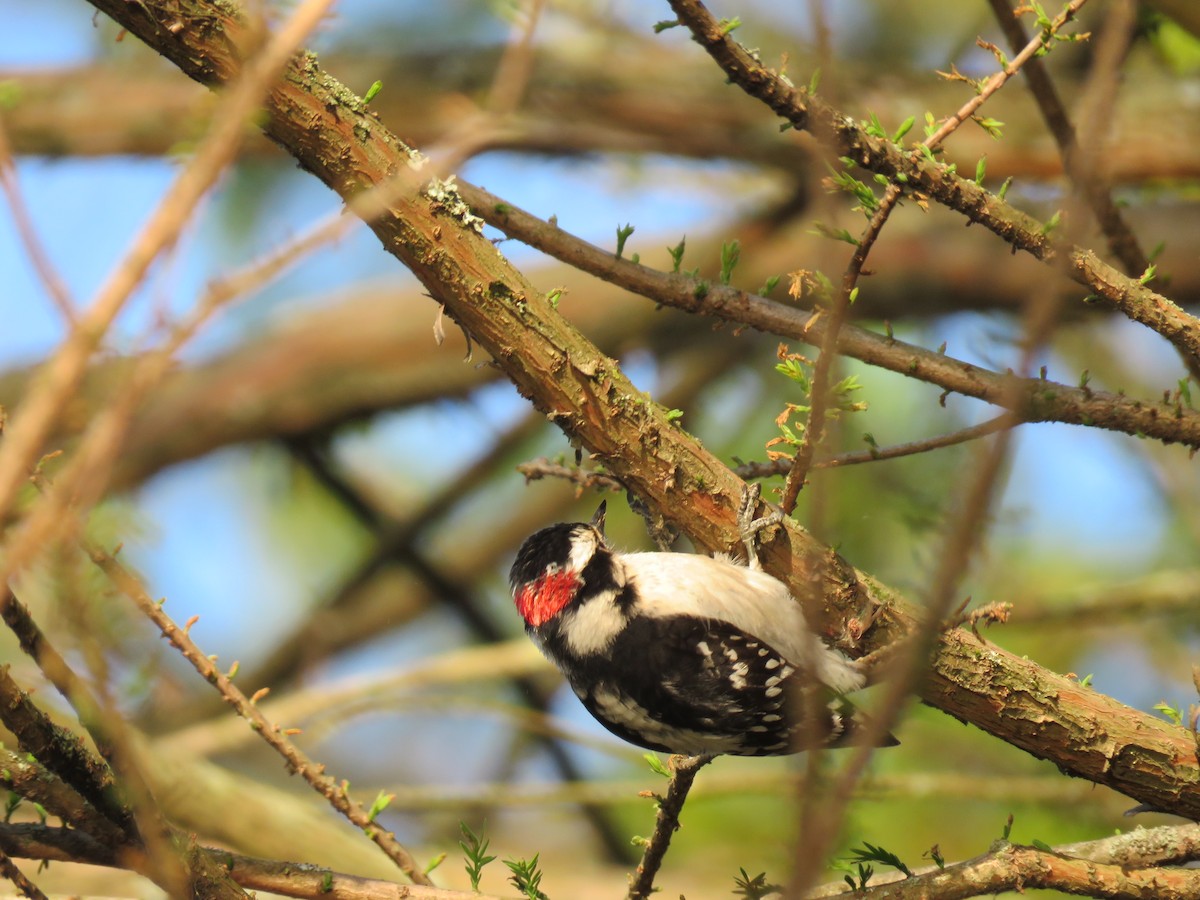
[737,482,784,571]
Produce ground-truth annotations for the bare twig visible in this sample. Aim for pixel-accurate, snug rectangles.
[0,118,75,325]
[664,0,1200,369]
[516,457,625,493]
[627,754,712,900]
[0,0,336,531]
[85,543,435,886]
[0,847,47,900]
[485,0,547,116]
[736,415,1014,478]
[471,182,1200,449]
[987,0,1148,278]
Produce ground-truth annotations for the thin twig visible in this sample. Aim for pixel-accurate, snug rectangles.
[663,0,1200,369]
[0,0,336,532]
[926,0,1092,149]
[781,186,897,513]
[515,458,625,493]
[987,0,1148,278]
[468,182,1200,449]
[484,0,547,116]
[0,118,76,325]
[736,415,1014,478]
[627,754,712,900]
[0,847,47,900]
[85,543,435,886]
[53,547,199,895]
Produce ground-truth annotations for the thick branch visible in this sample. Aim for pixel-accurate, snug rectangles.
[810,826,1200,899]
[0,663,135,840]
[83,0,1200,825]
[0,748,126,846]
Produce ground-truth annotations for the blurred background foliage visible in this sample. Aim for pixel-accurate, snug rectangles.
[2,0,1199,896]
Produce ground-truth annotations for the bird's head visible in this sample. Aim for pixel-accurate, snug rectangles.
[509,502,612,628]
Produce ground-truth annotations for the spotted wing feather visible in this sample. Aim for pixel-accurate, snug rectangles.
[558,614,856,756]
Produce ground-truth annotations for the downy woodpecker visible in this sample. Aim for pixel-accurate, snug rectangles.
[509,485,891,756]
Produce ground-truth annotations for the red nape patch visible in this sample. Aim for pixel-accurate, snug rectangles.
[515,571,579,627]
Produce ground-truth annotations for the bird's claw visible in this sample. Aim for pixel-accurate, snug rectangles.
[737,482,784,570]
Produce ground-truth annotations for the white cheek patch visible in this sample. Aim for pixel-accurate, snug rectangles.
[561,590,627,656]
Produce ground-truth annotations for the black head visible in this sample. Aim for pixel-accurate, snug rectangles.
[509,502,611,627]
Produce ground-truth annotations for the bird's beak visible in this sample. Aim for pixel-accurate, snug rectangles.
[590,500,607,535]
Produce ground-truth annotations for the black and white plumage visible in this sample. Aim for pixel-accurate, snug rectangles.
[509,489,892,757]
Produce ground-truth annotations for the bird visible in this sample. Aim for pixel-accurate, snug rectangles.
[508,484,893,757]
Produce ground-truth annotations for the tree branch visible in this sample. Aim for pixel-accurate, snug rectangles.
[666,0,1200,371]
[627,754,712,900]
[0,660,135,841]
[469,183,1200,451]
[987,0,1149,277]
[0,846,47,900]
[7,53,1200,185]
[0,825,497,900]
[809,826,1200,899]
[85,541,434,886]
